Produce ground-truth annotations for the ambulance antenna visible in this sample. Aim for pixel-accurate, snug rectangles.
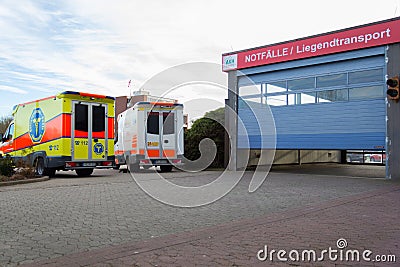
[128,79,132,98]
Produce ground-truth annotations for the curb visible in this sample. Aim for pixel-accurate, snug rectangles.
[0,177,50,187]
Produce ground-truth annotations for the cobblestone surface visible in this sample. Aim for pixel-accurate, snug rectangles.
[0,165,395,266]
[111,187,400,267]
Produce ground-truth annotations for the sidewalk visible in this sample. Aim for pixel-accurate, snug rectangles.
[25,185,400,267]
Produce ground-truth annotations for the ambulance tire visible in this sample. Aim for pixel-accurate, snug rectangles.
[129,163,140,172]
[113,164,120,170]
[160,165,173,172]
[34,157,45,177]
[44,168,56,178]
[76,168,94,177]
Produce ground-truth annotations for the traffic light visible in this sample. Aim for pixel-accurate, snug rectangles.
[386,76,399,101]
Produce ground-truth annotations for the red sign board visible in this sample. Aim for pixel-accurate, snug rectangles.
[222,19,400,71]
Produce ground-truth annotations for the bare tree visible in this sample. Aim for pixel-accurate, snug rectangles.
[0,116,12,133]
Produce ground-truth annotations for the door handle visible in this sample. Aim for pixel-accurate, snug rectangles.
[164,140,169,143]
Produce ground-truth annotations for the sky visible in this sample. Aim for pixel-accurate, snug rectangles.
[0,0,399,120]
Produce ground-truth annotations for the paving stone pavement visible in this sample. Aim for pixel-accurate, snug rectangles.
[0,166,396,266]
[26,185,400,267]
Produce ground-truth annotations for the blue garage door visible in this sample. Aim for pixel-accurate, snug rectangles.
[238,47,386,150]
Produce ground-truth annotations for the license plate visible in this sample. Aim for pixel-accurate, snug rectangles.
[82,162,96,167]
[147,141,159,147]
[155,160,167,164]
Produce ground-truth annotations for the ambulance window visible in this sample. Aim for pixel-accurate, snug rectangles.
[92,106,105,132]
[147,112,159,134]
[8,123,14,140]
[3,125,9,139]
[3,123,13,141]
[163,112,175,134]
[75,104,88,132]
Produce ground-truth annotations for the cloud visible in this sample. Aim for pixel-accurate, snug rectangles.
[0,85,28,94]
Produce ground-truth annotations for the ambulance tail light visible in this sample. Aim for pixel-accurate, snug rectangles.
[101,161,113,166]
[172,159,182,164]
[66,162,77,168]
[140,159,150,164]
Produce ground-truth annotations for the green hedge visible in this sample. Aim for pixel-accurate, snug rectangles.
[184,108,225,168]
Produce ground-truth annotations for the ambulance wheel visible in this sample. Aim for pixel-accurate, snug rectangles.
[76,168,94,177]
[34,157,45,177]
[44,168,56,178]
[129,163,140,172]
[113,164,120,170]
[160,165,173,172]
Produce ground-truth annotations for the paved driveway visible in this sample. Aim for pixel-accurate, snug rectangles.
[0,165,394,266]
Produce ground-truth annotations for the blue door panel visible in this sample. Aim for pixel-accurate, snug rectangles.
[238,99,385,149]
[237,48,386,150]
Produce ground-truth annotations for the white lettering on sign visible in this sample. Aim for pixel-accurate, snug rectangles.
[245,48,289,63]
[243,28,391,64]
[296,28,391,54]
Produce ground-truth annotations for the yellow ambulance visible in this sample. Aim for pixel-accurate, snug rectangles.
[0,91,115,177]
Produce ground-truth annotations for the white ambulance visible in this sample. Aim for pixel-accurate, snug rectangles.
[115,101,184,172]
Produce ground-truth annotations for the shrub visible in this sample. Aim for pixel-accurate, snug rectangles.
[185,107,226,168]
[0,154,14,177]
[13,167,35,179]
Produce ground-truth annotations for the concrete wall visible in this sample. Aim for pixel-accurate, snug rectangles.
[386,43,400,180]
[244,149,341,166]
[298,150,340,164]
[226,71,238,171]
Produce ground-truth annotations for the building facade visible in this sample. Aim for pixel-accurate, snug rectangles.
[223,17,400,179]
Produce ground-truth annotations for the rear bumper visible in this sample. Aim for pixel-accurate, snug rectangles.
[139,158,183,166]
[65,158,115,170]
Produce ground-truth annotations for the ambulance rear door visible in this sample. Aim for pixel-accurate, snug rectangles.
[145,108,177,161]
[71,101,108,162]
[161,110,176,159]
